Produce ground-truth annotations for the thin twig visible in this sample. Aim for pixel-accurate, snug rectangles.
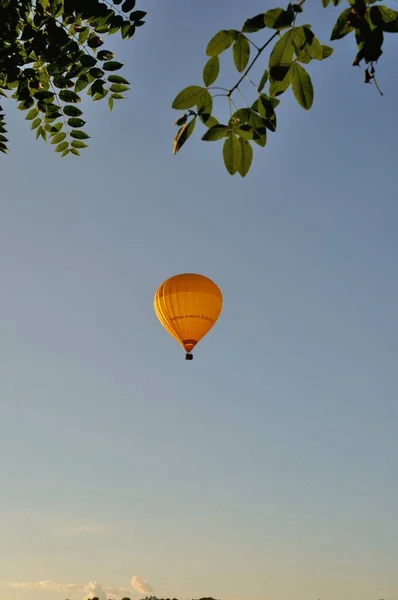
[236,85,249,107]
[208,86,230,92]
[372,75,384,96]
[227,31,279,97]
[244,74,258,90]
[247,37,260,52]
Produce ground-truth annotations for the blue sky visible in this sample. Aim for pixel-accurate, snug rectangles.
[1,1,398,600]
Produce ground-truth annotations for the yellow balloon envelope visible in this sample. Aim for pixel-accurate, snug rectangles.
[154,273,223,360]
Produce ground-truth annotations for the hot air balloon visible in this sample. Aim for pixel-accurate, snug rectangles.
[154,273,223,360]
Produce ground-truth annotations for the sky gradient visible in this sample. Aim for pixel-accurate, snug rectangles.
[1,2,398,600]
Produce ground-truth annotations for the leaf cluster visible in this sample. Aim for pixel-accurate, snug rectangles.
[172,0,398,176]
[0,0,146,155]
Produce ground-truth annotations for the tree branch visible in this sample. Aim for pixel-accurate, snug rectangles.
[227,31,279,97]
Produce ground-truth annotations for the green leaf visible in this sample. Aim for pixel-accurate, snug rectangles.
[98,50,115,60]
[295,51,311,64]
[121,19,132,38]
[330,8,354,40]
[61,148,70,157]
[78,27,90,45]
[270,96,280,108]
[51,0,63,17]
[70,130,90,139]
[53,76,74,89]
[72,140,89,149]
[292,26,324,60]
[254,99,277,133]
[228,108,251,128]
[269,30,295,80]
[88,79,106,98]
[264,7,295,29]
[197,89,213,121]
[48,122,62,133]
[172,85,205,109]
[125,23,137,36]
[369,5,398,32]
[306,38,324,60]
[235,125,254,140]
[60,90,81,103]
[35,126,44,140]
[199,114,219,128]
[55,141,69,152]
[87,34,104,49]
[233,34,250,72]
[44,104,61,118]
[269,69,292,96]
[130,10,147,21]
[108,95,114,111]
[223,132,242,175]
[257,69,269,92]
[321,45,334,59]
[242,14,267,33]
[174,113,188,127]
[34,90,54,101]
[238,139,253,177]
[51,132,67,144]
[257,94,275,120]
[348,0,367,11]
[291,63,314,110]
[81,55,97,69]
[107,75,130,84]
[106,17,124,33]
[103,61,124,71]
[359,26,384,62]
[26,107,39,120]
[122,0,136,11]
[31,117,41,130]
[70,148,80,156]
[110,83,129,93]
[89,67,105,79]
[17,98,35,110]
[172,117,196,154]
[202,124,229,141]
[75,75,90,93]
[203,56,220,87]
[247,110,267,147]
[63,105,83,117]
[206,30,239,57]
[68,118,86,128]
[322,0,331,6]
[93,91,108,101]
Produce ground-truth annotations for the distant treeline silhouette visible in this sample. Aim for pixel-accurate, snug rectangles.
[85,596,219,600]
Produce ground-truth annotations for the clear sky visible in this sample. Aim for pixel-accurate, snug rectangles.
[1,2,397,600]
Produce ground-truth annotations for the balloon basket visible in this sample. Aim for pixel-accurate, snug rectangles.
[185,353,193,360]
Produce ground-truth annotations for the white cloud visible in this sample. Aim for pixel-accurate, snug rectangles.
[83,581,108,600]
[8,575,154,599]
[130,576,153,595]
